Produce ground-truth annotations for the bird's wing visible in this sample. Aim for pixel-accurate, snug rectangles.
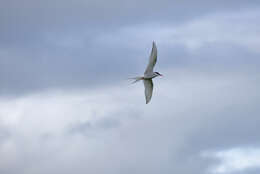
[144,41,157,75]
[143,79,153,104]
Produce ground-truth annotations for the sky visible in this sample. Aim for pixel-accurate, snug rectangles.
[0,0,260,173]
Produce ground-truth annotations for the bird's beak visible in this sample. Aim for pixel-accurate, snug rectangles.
[160,74,163,76]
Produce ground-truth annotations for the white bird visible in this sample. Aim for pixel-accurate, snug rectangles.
[131,41,163,104]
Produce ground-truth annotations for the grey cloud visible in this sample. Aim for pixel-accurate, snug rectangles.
[0,1,260,173]
[235,169,260,174]
[0,126,10,144]
[2,0,258,27]
[67,107,143,137]
[0,69,260,174]
[1,34,259,96]
[68,117,120,136]
[1,1,260,95]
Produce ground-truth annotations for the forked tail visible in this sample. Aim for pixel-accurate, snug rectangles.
[129,76,144,84]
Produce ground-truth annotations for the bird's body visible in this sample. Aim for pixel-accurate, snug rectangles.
[131,42,162,104]
[144,72,161,79]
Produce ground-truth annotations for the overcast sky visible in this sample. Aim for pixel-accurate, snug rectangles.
[1,0,260,174]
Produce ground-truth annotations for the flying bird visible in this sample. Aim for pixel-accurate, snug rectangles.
[131,41,162,104]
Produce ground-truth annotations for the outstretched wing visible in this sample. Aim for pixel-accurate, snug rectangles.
[144,41,157,75]
[143,79,153,104]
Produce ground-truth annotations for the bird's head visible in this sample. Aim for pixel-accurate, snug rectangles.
[154,72,163,77]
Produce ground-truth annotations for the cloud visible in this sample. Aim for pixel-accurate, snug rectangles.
[202,147,260,174]
[95,8,260,52]
[0,69,259,174]
[1,5,260,95]
[1,1,260,173]
[1,0,258,28]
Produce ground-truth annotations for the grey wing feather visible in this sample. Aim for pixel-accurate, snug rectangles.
[144,41,157,75]
[143,79,153,104]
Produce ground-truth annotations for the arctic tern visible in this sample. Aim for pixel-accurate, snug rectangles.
[131,41,162,104]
